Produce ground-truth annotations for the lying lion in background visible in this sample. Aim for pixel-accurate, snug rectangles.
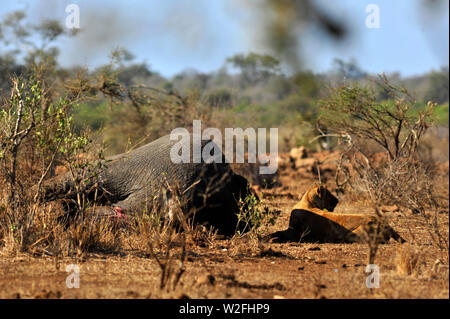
[269,185,405,243]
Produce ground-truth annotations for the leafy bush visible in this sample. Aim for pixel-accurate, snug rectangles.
[0,67,106,254]
[236,192,279,235]
[318,75,434,162]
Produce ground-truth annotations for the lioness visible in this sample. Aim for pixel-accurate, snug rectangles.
[270,185,405,243]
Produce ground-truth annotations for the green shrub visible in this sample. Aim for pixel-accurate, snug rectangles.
[236,193,278,235]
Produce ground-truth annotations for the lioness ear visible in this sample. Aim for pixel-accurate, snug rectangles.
[318,186,325,198]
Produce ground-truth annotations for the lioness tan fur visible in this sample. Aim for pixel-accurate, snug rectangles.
[271,185,404,243]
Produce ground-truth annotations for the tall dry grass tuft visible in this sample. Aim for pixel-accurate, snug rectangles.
[395,244,424,276]
[129,194,188,292]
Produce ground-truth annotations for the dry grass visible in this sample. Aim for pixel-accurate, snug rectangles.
[395,244,425,276]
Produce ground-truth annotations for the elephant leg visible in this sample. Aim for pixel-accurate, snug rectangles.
[83,191,146,225]
[109,188,177,222]
[85,206,129,226]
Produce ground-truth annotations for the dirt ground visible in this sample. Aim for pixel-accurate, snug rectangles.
[0,151,448,299]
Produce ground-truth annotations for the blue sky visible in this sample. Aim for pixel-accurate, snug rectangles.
[0,0,448,77]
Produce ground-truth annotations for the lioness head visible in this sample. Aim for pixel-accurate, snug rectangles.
[296,184,339,211]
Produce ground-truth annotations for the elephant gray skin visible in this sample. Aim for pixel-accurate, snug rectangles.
[41,134,251,235]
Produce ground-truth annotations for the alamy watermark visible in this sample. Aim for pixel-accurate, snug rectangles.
[365,264,380,288]
[66,264,80,288]
[65,4,80,29]
[365,4,380,29]
[170,120,278,174]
